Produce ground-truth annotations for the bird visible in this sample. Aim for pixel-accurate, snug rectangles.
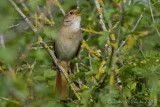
[54,9,82,100]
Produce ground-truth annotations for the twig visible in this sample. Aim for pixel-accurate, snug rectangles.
[52,0,65,15]
[128,0,132,6]
[148,0,155,22]
[67,98,80,107]
[35,12,37,29]
[116,8,146,54]
[78,59,91,71]
[0,97,20,105]
[148,0,160,37]
[94,0,106,31]
[88,53,92,70]
[109,44,117,93]
[9,0,36,32]
[18,0,30,14]
[0,34,15,76]
[8,24,20,29]
[0,35,5,48]
[117,76,122,92]
[47,0,54,21]
[59,5,65,16]
[77,0,80,9]
[103,43,109,61]
[81,28,102,35]
[76,63,82,88]
[116,2,123,46]
[113,2,123,93]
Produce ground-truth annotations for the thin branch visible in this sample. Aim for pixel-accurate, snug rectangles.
[0,35,5,48]
[0,34,15,76]
[94,0,106,31]
[47,0,54,21]
[112,2,123,93]
[77,0,80,9]
[8,24,20,29]
[76,63,82,88]
[88,53,92,70]
[9,0,37,32]
[59,5,65,16]
[116,8,146,54]
[0,97,20,105]
[81,28,102,35]
[67,98,80,107]
[78,58,91,71]
[149,0,155,22]
[103,43,109,61]
[148,0,160,37]
[35,12,37,29]
[18,0,30,14]
[128,0,132,6]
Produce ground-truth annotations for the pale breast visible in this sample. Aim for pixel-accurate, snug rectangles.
[55,31,82,61]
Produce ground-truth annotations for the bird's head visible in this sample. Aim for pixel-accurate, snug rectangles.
[63,9,82,26]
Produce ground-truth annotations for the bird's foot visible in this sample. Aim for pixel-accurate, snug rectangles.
[57,59,61,65]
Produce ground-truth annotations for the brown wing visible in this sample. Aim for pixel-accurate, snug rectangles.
[70,41,82,73]
[74,41,82,58]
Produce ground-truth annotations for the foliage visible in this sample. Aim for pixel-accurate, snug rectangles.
[0,0,160,106]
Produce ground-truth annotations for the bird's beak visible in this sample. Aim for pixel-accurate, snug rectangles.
[74,9,82,16]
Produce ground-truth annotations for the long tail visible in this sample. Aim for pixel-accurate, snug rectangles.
[55,61,68,100]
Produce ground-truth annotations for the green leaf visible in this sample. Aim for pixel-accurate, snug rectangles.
[81,89,92,106]
[43,27,58,40]
[98,31,109,47]
[44,69,56,79]
[0,48,16,64]
[131,82,137,91]
[33,75,45,81]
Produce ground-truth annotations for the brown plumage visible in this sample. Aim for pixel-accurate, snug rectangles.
[54,9,82,100]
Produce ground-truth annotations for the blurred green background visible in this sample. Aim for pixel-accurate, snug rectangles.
[0,0,160,106]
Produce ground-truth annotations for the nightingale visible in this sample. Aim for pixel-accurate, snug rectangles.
[54,9,82,100]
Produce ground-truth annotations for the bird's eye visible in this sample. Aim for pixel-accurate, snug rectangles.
[69,12,73,15]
